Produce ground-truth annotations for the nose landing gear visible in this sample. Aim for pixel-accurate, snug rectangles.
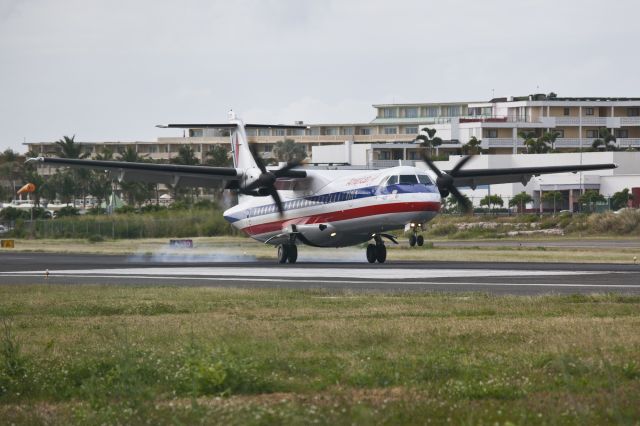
[409,234,424,247]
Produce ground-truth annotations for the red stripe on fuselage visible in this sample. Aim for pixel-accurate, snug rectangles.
[242,201,440,236]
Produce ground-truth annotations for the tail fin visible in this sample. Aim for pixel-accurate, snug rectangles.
[228,111,258,170]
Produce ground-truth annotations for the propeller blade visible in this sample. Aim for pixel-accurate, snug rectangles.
[448,185,472,214]
[450,155,473,176]
[420,151,443,177]
[270,187,284,215]
[249,144,267,173]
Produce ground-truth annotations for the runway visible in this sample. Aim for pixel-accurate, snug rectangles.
[1,252,639,295]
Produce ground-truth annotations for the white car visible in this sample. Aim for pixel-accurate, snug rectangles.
[0,225,8,234]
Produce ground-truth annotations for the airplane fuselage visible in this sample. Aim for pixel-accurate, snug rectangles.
[223,166,441,247]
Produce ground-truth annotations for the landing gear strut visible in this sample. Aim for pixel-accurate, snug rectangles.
[366,236,387,264]
[277,244,298,264]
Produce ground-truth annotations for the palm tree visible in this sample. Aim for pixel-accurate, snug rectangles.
[171,145,199,165]
[463,136,482,155]
[508,192,533,213]
[540,131,560,152]
[0,149,25,201]
[541,191,563,214]
[416,128,443,157]
[591,128,617,151]
[54,135,87,159]
[118,147,153,206]
[273,139,307,163]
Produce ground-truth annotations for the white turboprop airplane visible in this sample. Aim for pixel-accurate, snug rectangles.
[28,111,617,264]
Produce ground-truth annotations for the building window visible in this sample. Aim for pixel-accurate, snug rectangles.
[381,108,396,118]
[405,107,418,118]
[380,151,391,160]
[628,108,640,117]
[325,127,338,135]
[585,107,594,116]
[487,129,498,138]
[426,107,439,117]
[189,129,204,137]
[563,108,570,116]
[384,127,398,135]
[262,144,273,153]
[404,127,418,134]
[586,129,599,138]
[258,129,270,136]
[273,129,285,136]
[444,106,461,117]
[615,129,629,138]
[340,127,354,135]
[554,129,565,138]
[359,128,371,135]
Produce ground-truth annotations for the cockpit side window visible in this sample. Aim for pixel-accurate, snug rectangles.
[398,174,418,184]
[386,175,399,185]
[417,174,433,185]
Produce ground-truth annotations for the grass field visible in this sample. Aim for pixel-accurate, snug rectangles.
[1,285,639,425]
[3,236,640,264]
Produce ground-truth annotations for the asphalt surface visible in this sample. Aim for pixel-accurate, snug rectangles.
[1,252,639,295]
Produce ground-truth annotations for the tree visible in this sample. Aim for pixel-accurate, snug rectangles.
[444,193,472,214]
[519,131,552,154]
[540,131,560,152]
[610,188,634,210]
[416,128,443,156]
[0,149,25,201]
[88,148,114,209]
[541,190,563,214]
[273,139,307,162]
[204,145,232,167]
[479,194,504,211]
[171,145,199,166]
[55,135,87,159]
[578,190,606,213]
[118,148,154,206]
[54,135,89,207]
[509,192,533,213]
[463,136,482,155]
[591,128,617,151]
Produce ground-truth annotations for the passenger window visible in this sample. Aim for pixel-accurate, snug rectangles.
[399,175,418,184]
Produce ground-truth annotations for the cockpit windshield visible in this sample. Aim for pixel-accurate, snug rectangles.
[385,174,433,186]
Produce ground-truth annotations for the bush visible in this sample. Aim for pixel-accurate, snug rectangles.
[87,234,105,243]
[0,207,30,221]
[115,205,137,215]
[56,206,80,217]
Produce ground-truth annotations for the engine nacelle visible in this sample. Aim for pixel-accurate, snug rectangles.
[286,223,337,246]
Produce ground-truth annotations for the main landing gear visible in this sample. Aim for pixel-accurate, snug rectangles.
[366,236,387,264]
[277,244,298,264]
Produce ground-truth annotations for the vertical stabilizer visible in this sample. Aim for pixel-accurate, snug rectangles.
[228,110,258,170]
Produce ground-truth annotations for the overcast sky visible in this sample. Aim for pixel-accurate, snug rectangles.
[1,0,639,152]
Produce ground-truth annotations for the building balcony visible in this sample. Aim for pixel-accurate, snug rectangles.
[482,138,640,149]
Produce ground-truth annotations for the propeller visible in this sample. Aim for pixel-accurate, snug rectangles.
[240,145,306,215]
[421,152,473,214]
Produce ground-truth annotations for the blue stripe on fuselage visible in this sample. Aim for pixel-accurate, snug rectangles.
[224,184,438,222]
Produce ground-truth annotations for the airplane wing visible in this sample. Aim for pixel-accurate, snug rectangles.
[27,157,240,188]
[448,163,618,188]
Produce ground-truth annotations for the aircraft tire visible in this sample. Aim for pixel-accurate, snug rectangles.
[409,234,417,247]
[277,244,289,264]
[366,244,377,263]
[417,235,424,246]
[375,244,387,263]
[287,244,298,264]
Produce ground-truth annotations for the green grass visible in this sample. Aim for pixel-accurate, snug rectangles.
[1,286,640,424]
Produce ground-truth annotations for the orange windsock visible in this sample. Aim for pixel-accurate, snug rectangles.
[17,183,36,194]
